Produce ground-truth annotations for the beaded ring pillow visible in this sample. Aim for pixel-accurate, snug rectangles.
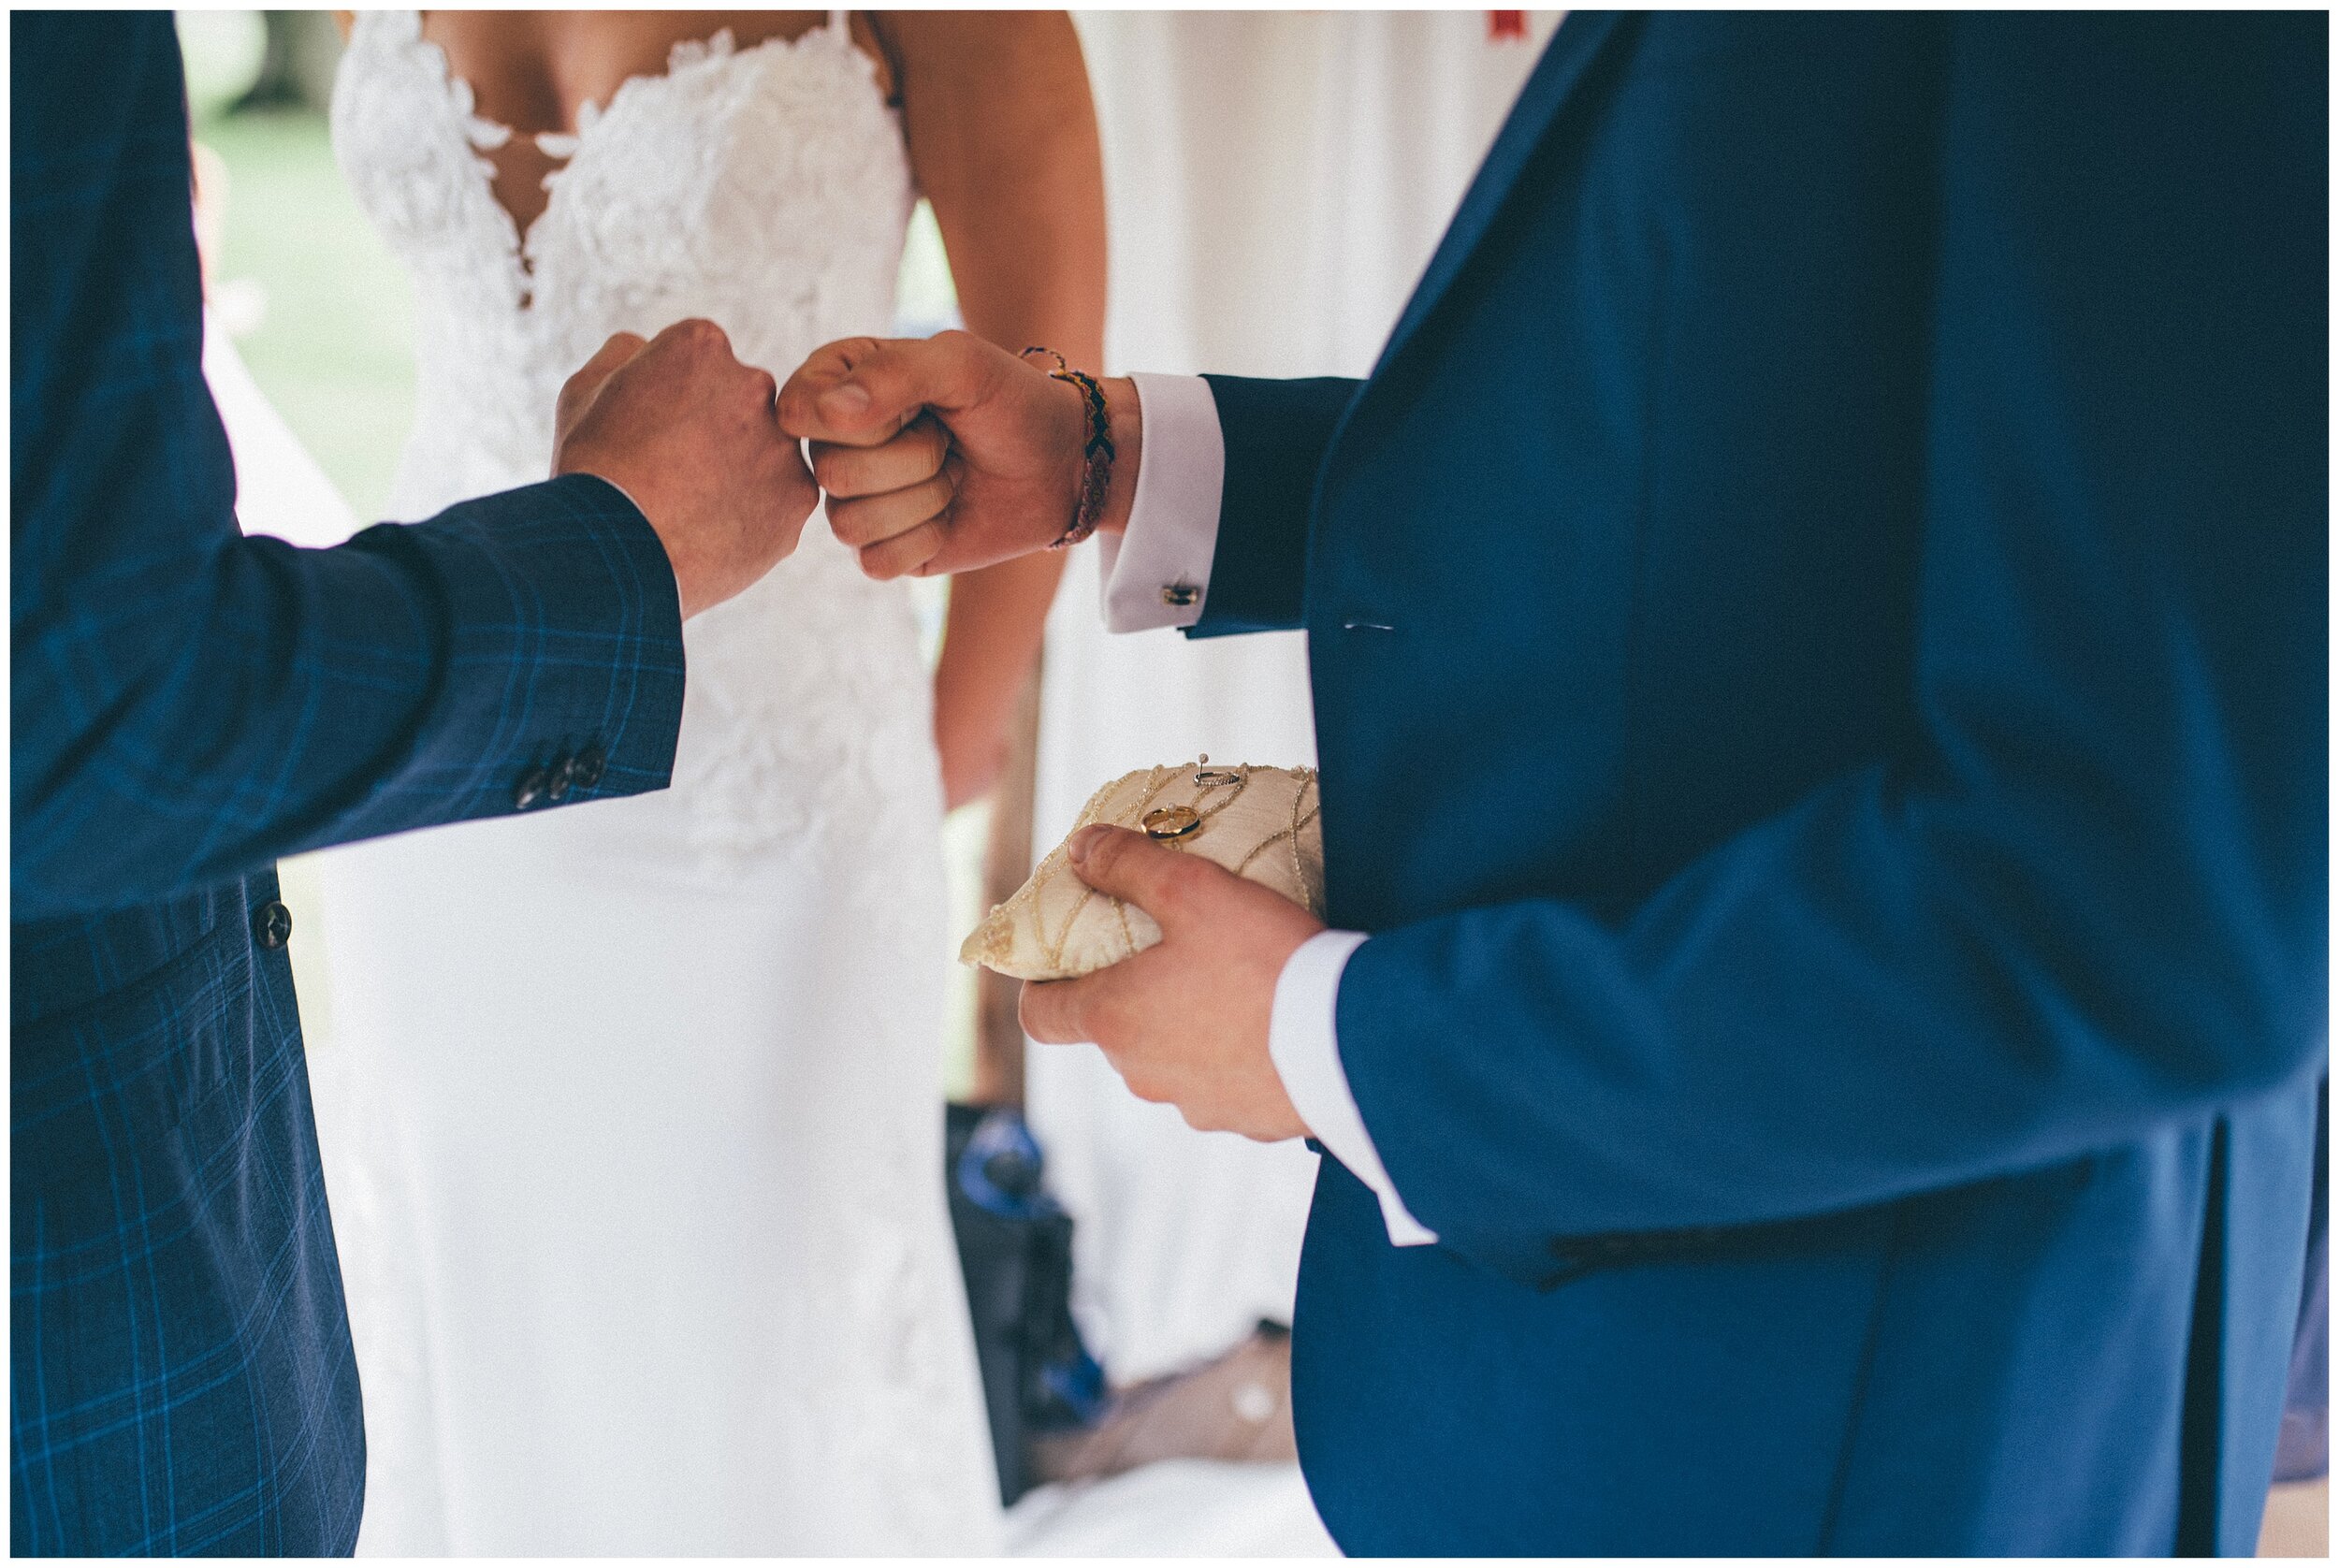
[961,762,1324,981]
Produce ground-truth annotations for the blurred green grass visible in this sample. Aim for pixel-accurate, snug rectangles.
[199,106,418,519]
[183,1,418,521]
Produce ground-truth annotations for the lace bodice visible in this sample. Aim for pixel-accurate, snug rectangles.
[331,12,931,875]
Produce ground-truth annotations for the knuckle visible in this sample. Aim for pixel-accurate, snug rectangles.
[1178,854,1227,897]
[1148,853,1201,915]
[885,530,934,577]
[1160,849,1201,890]
[775,385,820,434]
[825,498,869,544]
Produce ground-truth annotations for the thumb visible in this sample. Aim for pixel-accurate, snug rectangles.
[1066,824,1204,925]
[556,330,648,441]
[777,331,1001,446]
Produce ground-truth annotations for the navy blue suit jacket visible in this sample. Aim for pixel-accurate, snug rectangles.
[11,15,686,1553]
[1196,14,2326,1553]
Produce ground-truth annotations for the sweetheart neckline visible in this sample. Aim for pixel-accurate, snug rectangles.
[385,10,893,311]
[405,11,855,150]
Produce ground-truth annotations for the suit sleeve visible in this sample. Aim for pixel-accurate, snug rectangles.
[9,15,687,921]
[1332,14,2328,1284]
[1188,374,1361,636]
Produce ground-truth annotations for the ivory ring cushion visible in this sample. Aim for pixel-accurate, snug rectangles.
[960,762,1325,980]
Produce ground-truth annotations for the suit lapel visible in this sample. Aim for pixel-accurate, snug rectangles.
[1372,12,1631,379]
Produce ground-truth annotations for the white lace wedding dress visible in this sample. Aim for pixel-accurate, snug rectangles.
[314,13,1001,1554]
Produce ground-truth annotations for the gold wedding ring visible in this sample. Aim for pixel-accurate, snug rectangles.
[1141,806,1202,840]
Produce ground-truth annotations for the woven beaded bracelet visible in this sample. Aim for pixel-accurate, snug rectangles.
[1021,347,1114,550]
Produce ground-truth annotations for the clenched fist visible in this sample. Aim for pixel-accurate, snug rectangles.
[552,319,817,618]
[776,330,1140,580]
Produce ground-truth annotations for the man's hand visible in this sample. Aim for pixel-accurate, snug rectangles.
[776,331,1140,580]
[553,320,818,618]
[1020,824,1324,1141]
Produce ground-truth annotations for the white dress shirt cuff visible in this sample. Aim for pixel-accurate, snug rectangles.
[1097,372,1224,633]
[1269,929,1439,1246]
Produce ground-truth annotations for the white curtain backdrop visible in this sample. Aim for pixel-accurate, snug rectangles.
[1036,10,1561,1386]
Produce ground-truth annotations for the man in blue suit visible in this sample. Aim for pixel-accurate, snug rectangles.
[13,14,814,1554]
[785,12,2327,1554]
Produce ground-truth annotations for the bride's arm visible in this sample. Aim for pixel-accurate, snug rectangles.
[880,11,1106,809]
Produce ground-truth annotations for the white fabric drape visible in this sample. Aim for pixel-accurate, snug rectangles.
[208,312,363,549]
[1035,10,1560,1386]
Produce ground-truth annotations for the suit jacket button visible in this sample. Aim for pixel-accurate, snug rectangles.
[569,746,605,790]
[252,900,293,951]
[513,766,551,810]
[545,756,573,803]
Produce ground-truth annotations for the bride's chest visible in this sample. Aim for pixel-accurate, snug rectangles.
[330,18,914,324]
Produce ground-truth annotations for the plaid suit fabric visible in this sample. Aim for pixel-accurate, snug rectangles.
[11,14,688,1553]
[14,873,362,1556]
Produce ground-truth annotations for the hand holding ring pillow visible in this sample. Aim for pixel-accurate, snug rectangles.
[777,336,1321,1142]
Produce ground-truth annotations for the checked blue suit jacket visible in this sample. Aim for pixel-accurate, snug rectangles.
[12,15,686,1554]
[1193,13,2327,1554]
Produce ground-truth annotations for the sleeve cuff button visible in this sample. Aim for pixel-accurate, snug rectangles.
[251,900,294,950]
[513,766,551,810]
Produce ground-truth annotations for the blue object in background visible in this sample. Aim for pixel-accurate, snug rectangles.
[945,1104,1107,1503]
